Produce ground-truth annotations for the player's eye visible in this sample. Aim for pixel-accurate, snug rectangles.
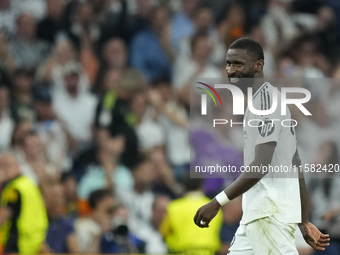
[236,63,242,67]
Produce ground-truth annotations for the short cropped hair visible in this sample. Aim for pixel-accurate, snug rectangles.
[229,37,264,61]
[88,189,112,209]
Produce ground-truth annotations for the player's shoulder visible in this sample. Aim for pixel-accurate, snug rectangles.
[252,82,282,107]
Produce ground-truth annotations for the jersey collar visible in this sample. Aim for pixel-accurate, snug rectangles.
[252,82,268,99]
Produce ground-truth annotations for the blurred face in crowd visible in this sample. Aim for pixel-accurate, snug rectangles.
[226,49,257,85]
[12,120,32,147]
[0,87,9,112]
[54,40,76,64]
[17,14,36,41]
[35,101,55,120]
[104,39,127,68]
[0,153,20,182]
[294,40,316,67]
[156,81,172,102]
[62,176,78,202]
[133,160,156,191]
[64,73,80,96]
[195,8,213,33]
[101,135,125,157]
[225,4,245,27]
[151,196,170,228]
[13,73,33,94]
[130,93,147,122]
[93,195,115,225]
[22,133,43,158]
[182,0,200,16]
[192,36,211,61]
[151,7,169,32]
[47,0,64,20]
[316,7,336,31]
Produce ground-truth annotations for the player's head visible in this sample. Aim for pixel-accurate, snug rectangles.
[226,37,264,85]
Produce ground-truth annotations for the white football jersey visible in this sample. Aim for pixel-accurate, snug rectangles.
[240,82,301,224]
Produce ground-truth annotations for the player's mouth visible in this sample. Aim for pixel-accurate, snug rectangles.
[230,77,239,83]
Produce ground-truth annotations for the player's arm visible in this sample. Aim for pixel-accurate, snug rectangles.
[194,141,276,228]
[295,150,330,251]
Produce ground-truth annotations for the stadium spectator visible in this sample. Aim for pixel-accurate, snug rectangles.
[160,176,223,253]
[148,78,190,182]
[115,156,156,241]
[100,203,146,253]
[129,90,182,196]
[37,0,66,44]
[173,32,222,94]
[131,91,165,153]
[179,6,226,67]
[75,189,115,253]
[0,0,18,36]
[77,131,133,199]
[94,38,128,95]
[8,14,50,70]
[0,152,48,254]
[69,2,100,85]
[19,131,58,184]
[53,60,97,154]
[61,172,91,219]
[41,179,80,253]
[101,38,128,70]
[10,69,35,122]
[0,86,14,150]
[10,119,33,162]
[143,195,170,254]
[171,0,201,51]
[33,87,68,169]
[129,0,155,39]
[11,0,46,21]
[94,69,141,169]
[36,39,78,84]
[130,5,174,81]
[261,0,298,49]
[0,31,16,74]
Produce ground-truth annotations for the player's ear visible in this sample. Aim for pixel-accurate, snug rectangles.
[254,60,264,73]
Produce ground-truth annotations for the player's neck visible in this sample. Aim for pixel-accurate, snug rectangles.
[252,77,265,95]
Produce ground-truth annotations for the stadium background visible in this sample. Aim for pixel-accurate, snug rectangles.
[0,0,340,254]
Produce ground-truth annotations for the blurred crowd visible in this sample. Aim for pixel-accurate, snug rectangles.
[0,0,340,254]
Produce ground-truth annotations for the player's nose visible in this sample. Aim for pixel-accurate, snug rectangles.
[227,65,237,76]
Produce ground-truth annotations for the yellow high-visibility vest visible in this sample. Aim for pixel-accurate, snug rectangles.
[160,191,222,254]
[1,175,48,254]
